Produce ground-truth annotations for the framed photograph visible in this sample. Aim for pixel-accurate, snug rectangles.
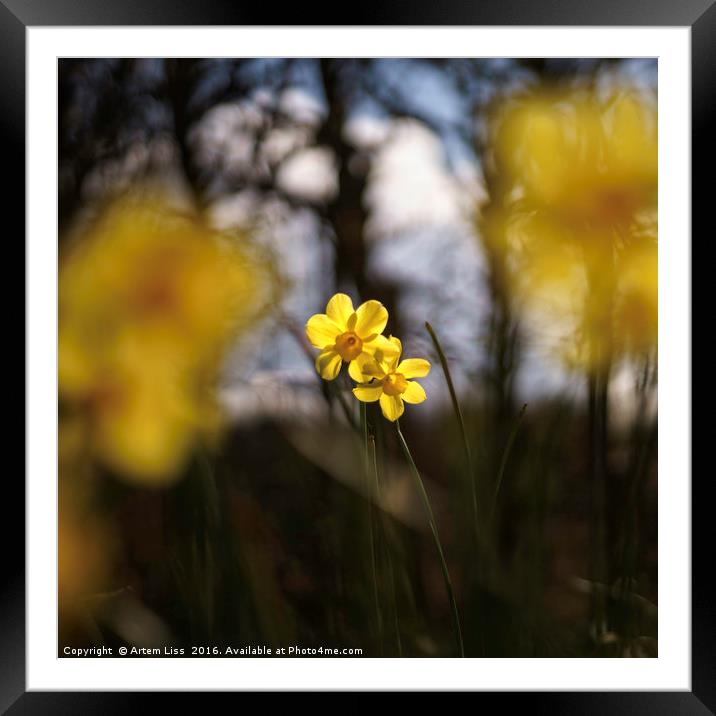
[7,0,706,706]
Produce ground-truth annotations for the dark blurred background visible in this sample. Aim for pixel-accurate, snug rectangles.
[58,58,657,657]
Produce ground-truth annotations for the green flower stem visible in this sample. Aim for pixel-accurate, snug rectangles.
[370,432,402,655]
[425,321,478,541]
[360,400,369,472]
[588,369,609,639]
[361,403,383,649]
[396,420,464,657]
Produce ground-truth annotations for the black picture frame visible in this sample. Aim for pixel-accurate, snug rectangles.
[5,0,705,708]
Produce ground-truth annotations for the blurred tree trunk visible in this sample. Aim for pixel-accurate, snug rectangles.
[318,59,368,297]
[165,59,206,213]
[58,59,135,234]
[317,59,400,332]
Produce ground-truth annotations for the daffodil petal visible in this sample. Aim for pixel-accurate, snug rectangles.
[386,336,402,371]
[363,333,388,350]
[364,333,401,362]
[348,353,374,382]
[397,358,431,379]
[354,300,388,340]
[353,384,383,403]
[354,352,385,381]
[325,293,354,329]
[379,393,404,422]
[315,348,342,380]
[401,380,427,404]
[306,313,341,349]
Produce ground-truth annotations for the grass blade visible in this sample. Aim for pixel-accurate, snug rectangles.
[488,403,527,527]
[396,420,465,657]
[425,321,478,541]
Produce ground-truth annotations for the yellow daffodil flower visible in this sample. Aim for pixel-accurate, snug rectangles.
[496,90,657,229]
[486,87,657,371]
[59,194,274,484]
[306,293,399,381]
[614,240,658,358]
[352,336,430,421]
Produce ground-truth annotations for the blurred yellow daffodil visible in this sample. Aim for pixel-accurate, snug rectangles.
[306,293,399,381]
[487,87,657,371]
[352,336,430,422]
[496,90,657,229]
[59,194,274,484]
[613,240,658,358]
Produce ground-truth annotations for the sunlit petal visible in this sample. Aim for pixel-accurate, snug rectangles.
[354,300,388,340]
[354,353,386,381]
[306,313,341,349]
[401,380,427,404]
[315,348,342,380]
[348,352,377,382]
[364,334,401,369]
[386,336,402,371]
[353,384,383,403]
[325,293,355,329]
[397,358,431,379]
[379,393,404,422]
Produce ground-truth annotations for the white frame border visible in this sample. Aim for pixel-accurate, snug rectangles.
[28,26,690,691]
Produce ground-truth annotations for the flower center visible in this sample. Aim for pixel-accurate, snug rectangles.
[335,331,363,361]
[382,372,407,396]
